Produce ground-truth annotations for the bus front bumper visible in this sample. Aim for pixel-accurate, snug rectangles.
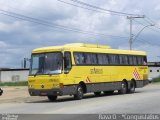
[29,88,63,96]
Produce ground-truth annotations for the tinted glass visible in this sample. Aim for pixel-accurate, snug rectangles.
[74,53,85,64]
[97,54,109,65]
[109,54,119,64]
[64,52,72,72]
[30,52,62,75]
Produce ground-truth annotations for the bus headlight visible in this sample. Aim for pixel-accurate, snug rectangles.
[29,85,34,88]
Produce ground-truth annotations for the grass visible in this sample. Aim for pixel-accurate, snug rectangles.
[0,81,28,86]
[152,78,160,83]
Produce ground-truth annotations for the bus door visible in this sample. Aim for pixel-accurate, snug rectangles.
[63,52,73,85]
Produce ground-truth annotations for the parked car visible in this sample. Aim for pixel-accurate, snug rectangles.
[0,88,3,96]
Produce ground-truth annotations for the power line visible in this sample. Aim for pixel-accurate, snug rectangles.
[59,0,160,31]
[146,17,157,25]
[135,38,160,47]
[133,19,160,33]
[57,0,124,16]
[68,0,143,17]
[133,19,146,26]
[132,34,160,47]
[144,17,160,29]
[144,18,159,29]
[0,9,128,39]
[57,0,112,15]
[58,0,160,49]
[143,18,153,25]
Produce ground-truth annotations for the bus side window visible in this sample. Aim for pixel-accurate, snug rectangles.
[137,56,143,65]
[128,56,133,65]
[143,56,147,65]
[124,55,129,65]
[74,52,85,64]
[119,55,128,65]
[89,53,97,64]
[109,54,119,65]
[119,55,123,65]
[87,53,98,65]
[133,56,137,65]
[97,54,103,65]
[64,52,72,73]
[115,55,119,65]
[97,54,109,65]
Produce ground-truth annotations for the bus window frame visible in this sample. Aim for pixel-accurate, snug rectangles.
[29,52,63,76]
[64,51,72,74]
[73,51,147,66]
[73,52,98,65]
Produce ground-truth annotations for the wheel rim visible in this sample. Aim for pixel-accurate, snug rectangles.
[130,82,135,91]
[122,83,126,89]
[78,87,83,98]
[122,82,127,92]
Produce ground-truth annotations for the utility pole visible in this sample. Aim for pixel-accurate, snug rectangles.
[127,16,145,50]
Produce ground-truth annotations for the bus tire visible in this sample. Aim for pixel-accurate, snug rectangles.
[104,91,114,95]
[94,92,101,96]
[128,80,136,93]
[118,81,127,94]
[47,95,57,101]
[74,85,84,100]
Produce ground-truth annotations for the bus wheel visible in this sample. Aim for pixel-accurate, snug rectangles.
[47,95,57,101]
[118,81,127,94]
[104,91,114,95]
[128,80,136,93]
[94,92,101,96]
[74,85,84,100]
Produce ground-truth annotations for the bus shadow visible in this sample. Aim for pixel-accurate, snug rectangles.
[26,91,142,103]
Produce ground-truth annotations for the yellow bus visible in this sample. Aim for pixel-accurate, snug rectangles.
[28,43,149,101]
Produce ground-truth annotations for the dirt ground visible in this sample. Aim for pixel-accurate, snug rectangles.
[0,86,74,103]
[0,87,47,103]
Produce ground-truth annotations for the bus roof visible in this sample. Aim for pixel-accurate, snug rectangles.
[32,43,146,56]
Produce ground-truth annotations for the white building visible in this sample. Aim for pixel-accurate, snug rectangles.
[0,68,29,83]
[148,62,160,79]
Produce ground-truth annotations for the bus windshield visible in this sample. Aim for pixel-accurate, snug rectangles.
[29,52,62,75]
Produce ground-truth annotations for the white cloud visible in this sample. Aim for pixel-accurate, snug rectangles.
[0,0,160,67]
[0,21,28,32]
[0,41,8,47]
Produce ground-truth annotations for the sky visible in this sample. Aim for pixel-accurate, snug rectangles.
[0,0,160,68]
